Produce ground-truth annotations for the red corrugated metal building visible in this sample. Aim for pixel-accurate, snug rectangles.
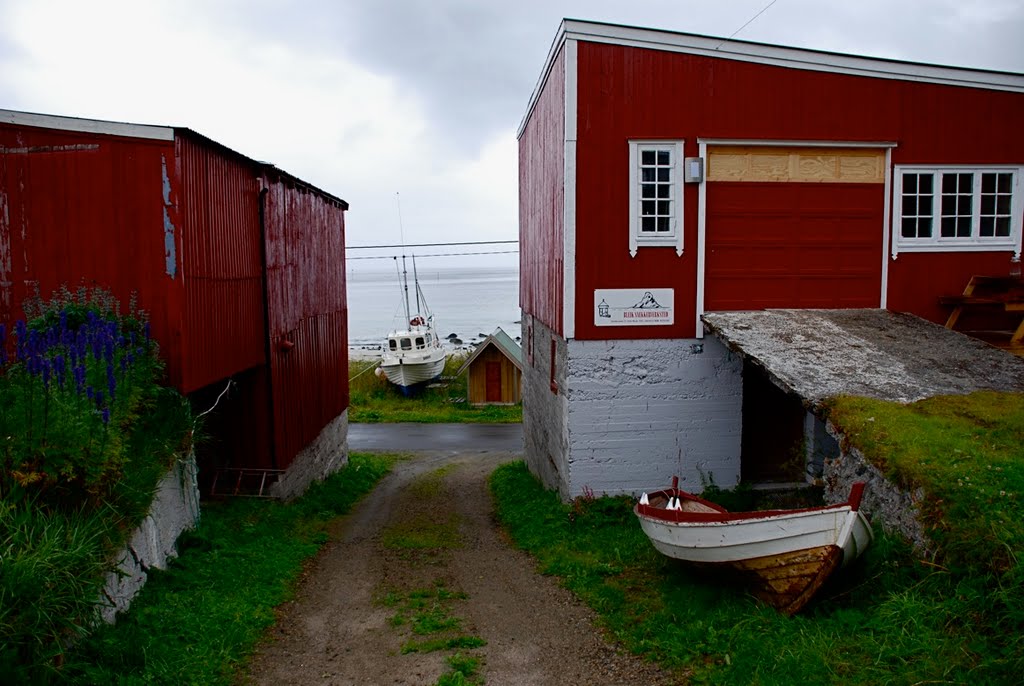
[517,20,1024,498]
[0,110,349,496]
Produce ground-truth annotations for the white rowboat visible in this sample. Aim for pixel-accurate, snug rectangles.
[634,478,872,614]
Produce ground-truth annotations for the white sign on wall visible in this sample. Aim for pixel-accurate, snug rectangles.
[594,288,674,326]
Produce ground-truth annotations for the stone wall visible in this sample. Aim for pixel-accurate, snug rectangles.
[564,335,743,498]
[100,454,201,623]
[521,314,571,496]
[822,421,931,555]
[271,409,349,500]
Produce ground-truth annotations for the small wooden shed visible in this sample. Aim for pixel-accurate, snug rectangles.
[458,328,522,405]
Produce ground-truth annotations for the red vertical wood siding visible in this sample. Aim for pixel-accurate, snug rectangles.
[2,117,349,475]
[519,47,565,336]
[0,123,185,383]
[565,41,1024,339]
[176,135,265,393]
[262,175,348,469]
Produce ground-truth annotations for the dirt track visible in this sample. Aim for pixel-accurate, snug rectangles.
[243,451,680,685]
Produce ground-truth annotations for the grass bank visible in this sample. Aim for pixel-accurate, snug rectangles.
[61,453,394,685]
[491,391,1023,684]
[1,288,193,682]
[349,355,521,424]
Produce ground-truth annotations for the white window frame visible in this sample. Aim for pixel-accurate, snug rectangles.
[629,140,684,257]
[892,165,1023,259]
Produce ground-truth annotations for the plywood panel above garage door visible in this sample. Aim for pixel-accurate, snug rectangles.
[708,147,885,183]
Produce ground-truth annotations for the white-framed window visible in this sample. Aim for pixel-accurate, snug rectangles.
[629,140,684,257]
[893,166,1023,258]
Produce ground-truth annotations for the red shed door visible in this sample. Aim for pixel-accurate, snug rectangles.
[704,147,886,311]
[485,362,502,402]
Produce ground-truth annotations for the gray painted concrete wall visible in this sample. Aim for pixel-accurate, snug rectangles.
[521,315,570,496]
[565,335,743,498]
[272,410,349,500]
[100,454,200,623]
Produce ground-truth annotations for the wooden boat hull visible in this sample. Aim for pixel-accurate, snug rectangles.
[634,480,872,614]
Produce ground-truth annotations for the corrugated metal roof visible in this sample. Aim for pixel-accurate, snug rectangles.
[457,326,523,375]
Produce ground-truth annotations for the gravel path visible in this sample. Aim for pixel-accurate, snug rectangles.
[243,451,682,685]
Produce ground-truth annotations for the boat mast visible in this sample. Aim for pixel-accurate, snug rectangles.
[396,193,411,323]
[412,254,422,317]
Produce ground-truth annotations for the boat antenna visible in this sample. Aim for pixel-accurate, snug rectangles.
[395,193,411,323]
[412,254,422,316]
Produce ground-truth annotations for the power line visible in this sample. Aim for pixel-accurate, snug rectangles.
[347,249,519,261]
[346,239,517,250]
[715,0,780,50]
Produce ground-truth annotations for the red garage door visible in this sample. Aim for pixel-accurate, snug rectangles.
[704,147,886,311]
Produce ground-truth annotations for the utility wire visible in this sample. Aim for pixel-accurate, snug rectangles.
[347,239,517,250]
[347,249,519,260]
[715,0,780,50]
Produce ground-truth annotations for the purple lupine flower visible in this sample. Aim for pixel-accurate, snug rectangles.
[55,355,66,390]
[0,323,6,367]
[94,390,104,409]
[106,363,116,400]
[144,322,151,341]
[87,385,95,400]
[102,407,110,424]
[104,339,114,364]
[41,360,51,390]
[75,365,86,394]
[15,320,27,361]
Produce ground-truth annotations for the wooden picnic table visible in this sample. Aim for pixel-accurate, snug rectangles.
[940,275,1024,356]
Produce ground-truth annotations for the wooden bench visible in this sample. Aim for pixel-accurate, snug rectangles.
[941,275,1024,356]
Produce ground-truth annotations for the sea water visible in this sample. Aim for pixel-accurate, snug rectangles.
[346,265,520,354]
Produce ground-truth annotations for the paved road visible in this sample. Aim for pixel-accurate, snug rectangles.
[347,422,523,453]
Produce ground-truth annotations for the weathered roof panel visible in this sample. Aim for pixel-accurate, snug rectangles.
[702,309,1024,406]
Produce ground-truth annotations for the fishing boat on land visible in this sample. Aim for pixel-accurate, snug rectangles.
[378,254,446,394]
[634,478,872,614]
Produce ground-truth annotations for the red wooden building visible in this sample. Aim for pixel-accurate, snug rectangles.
[518,20,1024,498]
[0,109,350,498]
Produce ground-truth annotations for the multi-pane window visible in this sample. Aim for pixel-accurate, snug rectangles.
[900,172,934,238]
[940,172,973,238]
[629,140,684,256]
[639,148,674,234]
[894,167,1021,253]
[980,172,1014,238]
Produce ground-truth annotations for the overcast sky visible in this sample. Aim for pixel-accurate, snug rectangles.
[1,0,1022,270]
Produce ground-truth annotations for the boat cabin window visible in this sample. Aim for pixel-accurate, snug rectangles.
[426,333,432,345]
[389,339,397,351]
[415,336,425,349]
[400,338,412,350]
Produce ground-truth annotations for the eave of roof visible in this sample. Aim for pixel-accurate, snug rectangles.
[0,109,348,210]
[518,18,1024,138]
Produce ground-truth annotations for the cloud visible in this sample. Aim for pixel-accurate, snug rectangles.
[1,0,1021,269]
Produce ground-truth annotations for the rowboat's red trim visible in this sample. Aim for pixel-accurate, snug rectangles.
[635,481,867,524]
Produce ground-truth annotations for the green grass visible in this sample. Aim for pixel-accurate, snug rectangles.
[348,356,521,423]
[824,391,1024,576]
[59,453,394,685]
[491,429,1024,686]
